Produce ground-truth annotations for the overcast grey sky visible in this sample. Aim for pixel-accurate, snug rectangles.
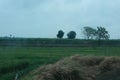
[0,0,120,39]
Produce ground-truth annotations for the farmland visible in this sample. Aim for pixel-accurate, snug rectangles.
[0,46,120,80]
[0,38,120,80]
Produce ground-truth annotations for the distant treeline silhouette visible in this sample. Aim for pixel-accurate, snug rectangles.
[57,26,110,40]
[0,38,120,47]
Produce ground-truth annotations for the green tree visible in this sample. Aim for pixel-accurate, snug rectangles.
[67,31,76,39]
[83,26,97,39]
[96,27,110,40]
[57,30,64,39]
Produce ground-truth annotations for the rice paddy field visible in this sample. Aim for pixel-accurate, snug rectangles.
[0,47,120,80]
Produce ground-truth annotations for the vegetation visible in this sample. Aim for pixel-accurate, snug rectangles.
[21,55,120,80]
[56,30,64,39]
[0,33,119,80]
[67,31,76,39]
[82,26,110,40]
[0,47,120,80]
[83,26,96,39]
[0,38,120,47]
[96,27,110,40]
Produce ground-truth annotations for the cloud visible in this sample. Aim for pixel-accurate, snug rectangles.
[0,0,120,38]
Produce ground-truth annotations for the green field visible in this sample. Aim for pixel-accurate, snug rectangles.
[0,47,120,80]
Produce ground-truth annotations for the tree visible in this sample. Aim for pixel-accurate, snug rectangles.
[96,27,110,40]
[67,31,76,39]
[83,26,97,39]
[57,30,64,39]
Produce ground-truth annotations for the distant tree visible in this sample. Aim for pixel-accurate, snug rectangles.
[57,30,64,39]
[96,27,110,40]
[67,31,76,39]
[83,26,97,39]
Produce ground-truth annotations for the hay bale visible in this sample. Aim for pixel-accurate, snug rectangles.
[99,57,120,73]
[32,55,120,80]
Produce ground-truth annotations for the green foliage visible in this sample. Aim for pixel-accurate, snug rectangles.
[82,26,110,40]
[0,47,120,80]
[83,26,97,39]
[0,38,120,47]
[67,31,76,39]
[96,27,110,40]
[57,30,64,39]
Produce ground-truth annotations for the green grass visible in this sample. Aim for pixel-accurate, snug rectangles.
[0,47,120,80]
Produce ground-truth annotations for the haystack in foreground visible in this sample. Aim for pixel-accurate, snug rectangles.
[23,55,120,80]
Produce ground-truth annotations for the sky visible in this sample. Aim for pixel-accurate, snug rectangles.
[0,0,120,39]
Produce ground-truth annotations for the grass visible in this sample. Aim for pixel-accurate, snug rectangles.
[0,47,120,80]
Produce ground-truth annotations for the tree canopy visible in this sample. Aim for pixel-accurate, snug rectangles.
[83,26,97,39]
[67,31,76,39]
[82,26,110,40]
[57,30,64,39]
[96,27,110,40]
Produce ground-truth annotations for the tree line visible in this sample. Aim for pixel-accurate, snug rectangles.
[57,26,110,40]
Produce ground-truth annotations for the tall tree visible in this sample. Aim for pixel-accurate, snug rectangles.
[83,26,97,39]
[57,30,64,39]
[67,31,76,39]
[96,27,110,40]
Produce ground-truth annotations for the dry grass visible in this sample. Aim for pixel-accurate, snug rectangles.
[23,55,120,80]
[99,57,120,73]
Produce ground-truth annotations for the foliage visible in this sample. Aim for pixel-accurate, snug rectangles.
[56,30,64,39]
[82,26,110,40]
[67,31,76,39]
[96,27,110,40]
[83,26,97,39]
[0,38,120,47]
